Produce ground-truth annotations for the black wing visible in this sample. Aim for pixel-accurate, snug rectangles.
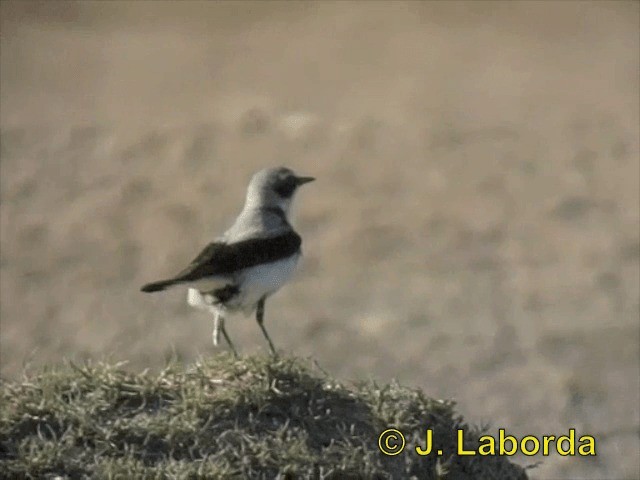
[174,231,302,281]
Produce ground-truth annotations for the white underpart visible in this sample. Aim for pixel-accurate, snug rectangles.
[235,254,300,313]
[187,288,210,311]
[186,253,300,315]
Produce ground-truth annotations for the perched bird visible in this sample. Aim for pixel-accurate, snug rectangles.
[140,166,314,357]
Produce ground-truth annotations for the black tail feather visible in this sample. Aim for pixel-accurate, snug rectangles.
[140,279,178,293]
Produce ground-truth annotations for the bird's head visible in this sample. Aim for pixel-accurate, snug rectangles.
[244,166,315,215]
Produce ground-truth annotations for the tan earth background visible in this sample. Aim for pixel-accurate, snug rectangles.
[1,1,638,478]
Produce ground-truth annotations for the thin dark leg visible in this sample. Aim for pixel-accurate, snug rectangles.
[256,297,277,356]
[219,316,239,358]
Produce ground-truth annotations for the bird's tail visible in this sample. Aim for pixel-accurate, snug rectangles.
[140,279,180,293]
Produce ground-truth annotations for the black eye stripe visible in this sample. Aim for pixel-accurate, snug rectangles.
[273,176,297,198]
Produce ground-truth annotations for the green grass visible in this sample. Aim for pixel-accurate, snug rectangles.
[0,355,527,479]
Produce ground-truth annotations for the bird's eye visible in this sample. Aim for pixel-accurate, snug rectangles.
[274,176,297,198]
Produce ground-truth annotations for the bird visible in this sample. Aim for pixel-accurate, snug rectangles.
[140,166,314,357]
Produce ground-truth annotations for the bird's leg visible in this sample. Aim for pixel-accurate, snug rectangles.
[210,309,238,358]
[218,316,239,359]
[211,309,221,346]
[256,296,277,356]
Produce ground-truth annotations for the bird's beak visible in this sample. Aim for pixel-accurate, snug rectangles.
[295,176,315,185]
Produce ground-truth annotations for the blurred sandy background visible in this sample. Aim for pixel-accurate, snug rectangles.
[1,1,638,478]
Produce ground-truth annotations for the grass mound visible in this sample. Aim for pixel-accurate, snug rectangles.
[0,355,527,479]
